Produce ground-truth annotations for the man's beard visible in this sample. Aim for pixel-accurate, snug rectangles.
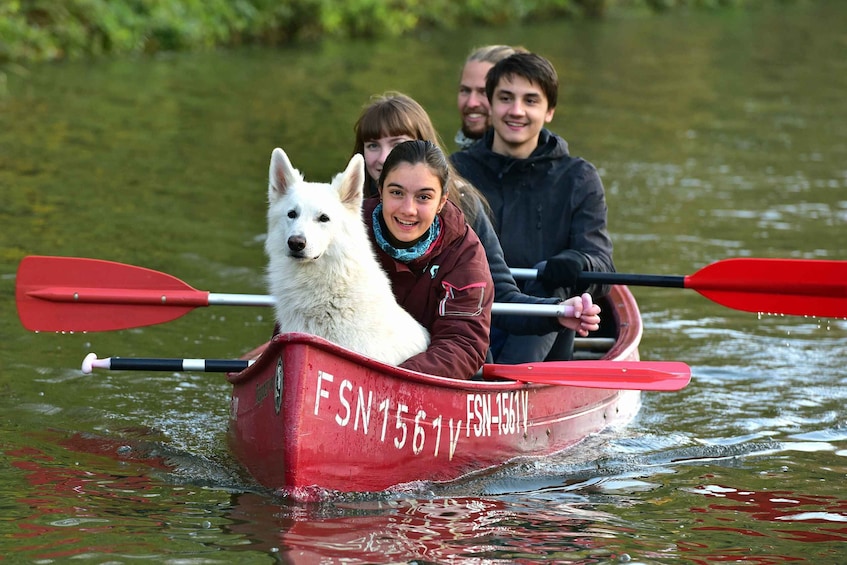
[461,124,484,139]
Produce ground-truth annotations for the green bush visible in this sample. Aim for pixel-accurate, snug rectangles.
[0,0,778,65]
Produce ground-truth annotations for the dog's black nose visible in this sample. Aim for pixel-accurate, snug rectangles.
[288,235,306,252]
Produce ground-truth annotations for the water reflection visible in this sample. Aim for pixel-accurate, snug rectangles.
[6,440,177,560]
[225,492,633,563]
[686,481,847,546]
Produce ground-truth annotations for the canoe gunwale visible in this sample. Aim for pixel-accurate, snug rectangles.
[229,284,643,387]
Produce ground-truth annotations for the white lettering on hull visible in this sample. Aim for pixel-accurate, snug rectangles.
[311,371,530,460]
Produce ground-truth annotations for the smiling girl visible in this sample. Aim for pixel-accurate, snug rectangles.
[363,140,493,379]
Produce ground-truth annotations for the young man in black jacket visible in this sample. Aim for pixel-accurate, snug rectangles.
[451,52,615,363]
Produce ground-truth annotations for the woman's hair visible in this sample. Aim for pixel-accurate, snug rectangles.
[353,91,490,224]
[378,140,449,194]
[352,93,435,158]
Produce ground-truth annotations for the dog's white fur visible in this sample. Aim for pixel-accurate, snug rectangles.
[265,148,430,365]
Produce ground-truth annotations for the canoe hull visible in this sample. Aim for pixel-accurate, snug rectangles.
[227,285,642,494]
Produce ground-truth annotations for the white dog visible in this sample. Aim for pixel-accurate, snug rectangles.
[265,148,430,366]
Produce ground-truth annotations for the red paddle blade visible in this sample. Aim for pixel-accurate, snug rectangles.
[483,361,691,391]
[16,256,209,332]
[687,258,847,318]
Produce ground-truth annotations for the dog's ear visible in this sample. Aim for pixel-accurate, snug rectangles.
[269,148,300,201]
[337,153,365,211]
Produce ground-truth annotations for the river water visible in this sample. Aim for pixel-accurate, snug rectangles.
[2,2,846,562]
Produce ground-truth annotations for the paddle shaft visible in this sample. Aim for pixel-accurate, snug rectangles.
[80,353,690,391]
[511,268,684,288]
[28,287,575,316]
[512,261,847,311]
[29,287,276,307]
[18,256,847,333]
[515,268,844,294]
[81,352,253,373]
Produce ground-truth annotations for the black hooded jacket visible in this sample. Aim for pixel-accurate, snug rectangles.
[451,128,615,299]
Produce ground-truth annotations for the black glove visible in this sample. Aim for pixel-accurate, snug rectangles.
[540,252,588,293]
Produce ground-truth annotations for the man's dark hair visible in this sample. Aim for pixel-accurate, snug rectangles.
[485,52,558,109]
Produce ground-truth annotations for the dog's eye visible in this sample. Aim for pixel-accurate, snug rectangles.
[287,210,297,219]
[318,214,330,223]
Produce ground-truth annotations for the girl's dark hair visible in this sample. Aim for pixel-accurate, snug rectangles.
[486,52,558,109]
[378,140,449,194]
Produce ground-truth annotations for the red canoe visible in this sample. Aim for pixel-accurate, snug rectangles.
[226,285,645,496]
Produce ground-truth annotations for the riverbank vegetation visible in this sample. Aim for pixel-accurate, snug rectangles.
[1,0,790,65]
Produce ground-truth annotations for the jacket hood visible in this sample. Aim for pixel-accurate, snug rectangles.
[466,128,570,173]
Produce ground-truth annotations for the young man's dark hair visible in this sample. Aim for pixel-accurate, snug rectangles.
[485,52,559,111]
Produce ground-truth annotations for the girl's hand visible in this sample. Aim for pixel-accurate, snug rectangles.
[556,293,601,336]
